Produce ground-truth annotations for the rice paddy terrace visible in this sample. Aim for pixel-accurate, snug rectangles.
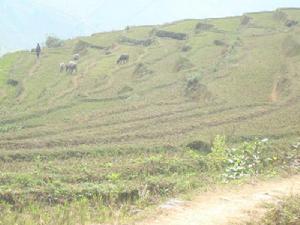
[0,8,300,224]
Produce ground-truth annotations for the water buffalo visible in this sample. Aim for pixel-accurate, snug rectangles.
[59,63,66,72]
[117,54,129,64]
[73,53,80,61]
[66,61,77,74]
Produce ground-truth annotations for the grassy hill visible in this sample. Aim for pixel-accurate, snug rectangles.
[0,8,300,224]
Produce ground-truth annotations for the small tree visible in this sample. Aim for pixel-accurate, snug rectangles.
[46,36,64,48]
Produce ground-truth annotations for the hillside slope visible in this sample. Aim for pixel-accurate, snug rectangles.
[1,8,300,225]
[0,8,300,151]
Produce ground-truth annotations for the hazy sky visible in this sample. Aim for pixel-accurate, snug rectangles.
[1,0,300,55]
[34,0,300,32]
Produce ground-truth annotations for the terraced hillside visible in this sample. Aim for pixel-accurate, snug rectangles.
[1,8,300,150]
[0,8,300,224]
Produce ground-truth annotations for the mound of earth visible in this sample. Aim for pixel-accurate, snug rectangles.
[282,36,300,57]
[240,15,252,26]
[174,57,194,72]
[195,22,214,32]
[184,77,212,101]
[273,10,288,22]
[186,140,211,154]
[134,63,153,79]
[275,77,291,96]
[118,85,134,95]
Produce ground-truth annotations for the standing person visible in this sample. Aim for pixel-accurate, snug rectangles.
[35,43,41,59]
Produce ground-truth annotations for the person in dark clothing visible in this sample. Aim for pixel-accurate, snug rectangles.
[35,43,41,59]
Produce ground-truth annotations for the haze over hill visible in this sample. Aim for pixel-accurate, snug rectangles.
[0,0,86,55]
[2,0,300,55]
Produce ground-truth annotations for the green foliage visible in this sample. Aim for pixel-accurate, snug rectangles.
[46,36,64,48]
[73,40,90,54]
[0,124,23,133]
[107,173,121,182]
[209,135,228,170]
[223,139,273,180]
[210,136,275,181]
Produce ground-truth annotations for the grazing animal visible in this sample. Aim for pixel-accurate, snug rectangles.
[117,54,129,64]
[59,63,66,72]
[73,53,80,61]
[66,61,77,74]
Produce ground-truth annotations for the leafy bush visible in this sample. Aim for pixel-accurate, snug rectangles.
[184,74,211,100]
[210,136,275,181]
[46,36,64,48]
[273,10,288,22]
[73,40,91,54]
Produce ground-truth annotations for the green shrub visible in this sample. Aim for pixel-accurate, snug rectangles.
[209,136,275,181]
[73,40,90,54]
[273,10,288,22]
[46,36,64,48]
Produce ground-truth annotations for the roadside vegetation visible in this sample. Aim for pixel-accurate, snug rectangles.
[0,136,298,224]
[248,195,300,225]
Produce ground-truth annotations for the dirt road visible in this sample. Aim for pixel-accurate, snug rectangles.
[140,175,300,225]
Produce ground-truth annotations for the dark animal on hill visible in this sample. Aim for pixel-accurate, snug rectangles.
[285,20,298,27]
[66,61,77,74]
[117,54,129,64]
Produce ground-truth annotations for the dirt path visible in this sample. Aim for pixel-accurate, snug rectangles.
[17,60,39,102]
[270,81,279,102]
[140,175,300,225]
